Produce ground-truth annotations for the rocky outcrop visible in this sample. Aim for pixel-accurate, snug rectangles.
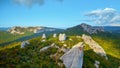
[82,34,108,60]
[53,33,57,38]
[42,33,46,39]
[80,23,104,34]
[60,42,84,68]
[21,41,30,48]
[59,33,66,41]
[8,26,58,34]
[40,43,59,52]
[8,26,25,34]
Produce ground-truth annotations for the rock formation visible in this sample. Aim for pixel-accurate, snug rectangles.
[60,42,84,68]
[80,23,104,34]
[53,33,57,38]
[42,33,46,39]
[8,26,25,34]
[82,34,108,60]
[8,26,58,34]
[21,41,30,48]
[59,33,66,41]
[40,43,59,52]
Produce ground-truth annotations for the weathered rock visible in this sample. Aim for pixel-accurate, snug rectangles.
[53,33,57,38]
[8,26,25,34]
[80,23,104,34]
[42,33,46,39]
[94,60,100,68]
[60,42,84,68]
[21,41,30,48]
[82,34,108,60]
[59,33,66,41]
[40,43,59,52]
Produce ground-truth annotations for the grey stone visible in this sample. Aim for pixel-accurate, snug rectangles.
[59,33,66,41]
[60,42,84,68]
[21,41,30,48]
[82,34,108,60]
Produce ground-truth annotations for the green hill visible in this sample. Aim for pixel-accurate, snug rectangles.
[0,31,33,45]
[0,34,119,68]
[0,23,120,68]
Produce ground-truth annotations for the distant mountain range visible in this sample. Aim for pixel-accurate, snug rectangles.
[0,27,10,31]
[104,26,120,33]
[0,24,120,34]
[0,23,120,46]
[65,23,120,35]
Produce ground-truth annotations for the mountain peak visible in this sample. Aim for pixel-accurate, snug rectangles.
[80,23,104,34]
[66,23,104,34]
[80,23,92,27]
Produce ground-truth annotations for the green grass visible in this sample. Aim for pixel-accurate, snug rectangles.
[0,34,120,68]
[0,31,33,44]
[92,32,120,59]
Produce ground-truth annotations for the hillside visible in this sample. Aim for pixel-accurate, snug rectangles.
[0,26,64,46]
[0,33,120,68]
[0,30,33,45]
[0,23,120,68]
[65,23,104,35]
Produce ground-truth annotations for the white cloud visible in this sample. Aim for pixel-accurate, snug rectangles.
[13,0,63,7]
[85,8,120,26]
[13,0,44,7]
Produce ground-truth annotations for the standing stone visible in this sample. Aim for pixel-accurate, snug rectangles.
[59,33,66,41]
[60,42,84,68]
[42,33,46,39]
[53,33,57,38]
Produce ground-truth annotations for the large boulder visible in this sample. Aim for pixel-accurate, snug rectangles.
[82,34,108,60]
[59,33,66,41]
[42,33,46,39]
[53,33,57,38]
[60,42,84,68]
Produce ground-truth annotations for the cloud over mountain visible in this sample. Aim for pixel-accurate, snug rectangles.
[85,8,120,25]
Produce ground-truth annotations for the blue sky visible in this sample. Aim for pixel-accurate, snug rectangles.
[0,0,120,28]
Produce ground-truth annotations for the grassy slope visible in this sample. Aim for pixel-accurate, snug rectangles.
[0,31,33,45]
[0,35,120,68]
[92,32,120,59]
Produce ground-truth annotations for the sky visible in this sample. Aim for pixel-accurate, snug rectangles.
[0,0,120,28]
